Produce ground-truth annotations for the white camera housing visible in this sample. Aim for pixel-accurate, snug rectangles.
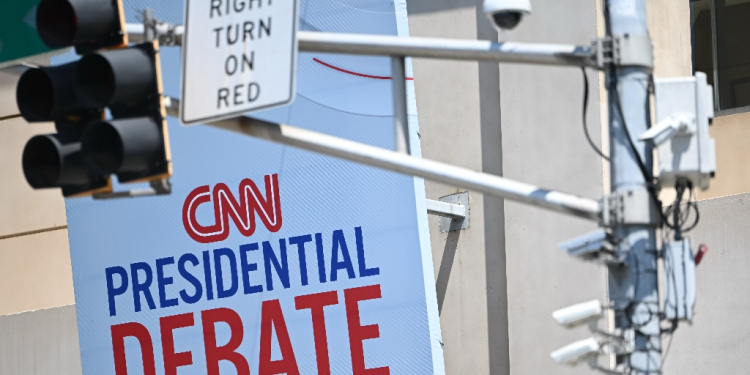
[550,337,600,366]
[664,238,696,322]
[552,300,603,328]
[483,0,532,30]
[652,72,716,190]
[558,229,614,261]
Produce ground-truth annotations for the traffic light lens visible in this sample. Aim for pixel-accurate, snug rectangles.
[76,54,115,107]
[23,133,107,193]
[22,135,62,188]
[82,121,124,174]
[37,0,77,49]
[16,69,55,122]
[76,47,156,108]
[82,118,162,176]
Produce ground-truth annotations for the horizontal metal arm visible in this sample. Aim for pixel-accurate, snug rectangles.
[126,23,183,46]
[426,199,466,219]
[126,24,594,67]
[164,97,601,221]
[297,31,594,67]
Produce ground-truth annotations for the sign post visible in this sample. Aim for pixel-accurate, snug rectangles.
[180,0,299,125]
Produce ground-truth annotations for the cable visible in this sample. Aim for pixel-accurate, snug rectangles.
[662,184,701,234]
[680,187,701,232]
[604,52,670,231]
[594,8,678,230]
[581,67,610,160]
[610,77,655,186]
[608,69,683,230]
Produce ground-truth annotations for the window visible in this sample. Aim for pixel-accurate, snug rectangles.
[690,0,750,112]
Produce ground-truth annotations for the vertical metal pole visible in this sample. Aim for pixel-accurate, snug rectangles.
[605,0,661,373]
[391,56,410,154]
[143,8,155,42]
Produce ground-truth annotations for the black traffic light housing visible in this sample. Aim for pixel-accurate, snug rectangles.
[22,132,111,197]
[16,62,100,122]
[36,0,128,54]
[77,42,172,183]
[17,63,111,197]
[21,1,171,198]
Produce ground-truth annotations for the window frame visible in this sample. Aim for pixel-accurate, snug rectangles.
[693,0,750,116]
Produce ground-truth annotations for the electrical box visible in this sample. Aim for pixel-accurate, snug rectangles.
[664,238,696,322]
[651,72,716,190]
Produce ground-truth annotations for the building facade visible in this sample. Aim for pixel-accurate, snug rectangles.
[1,0,749,374]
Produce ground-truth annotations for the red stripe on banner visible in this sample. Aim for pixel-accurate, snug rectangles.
[313,58,414,81]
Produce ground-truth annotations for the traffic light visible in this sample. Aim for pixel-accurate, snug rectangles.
[17,62,111,197]
[18,0,171,197]
[36,0,128,53]
[77,42,171,183]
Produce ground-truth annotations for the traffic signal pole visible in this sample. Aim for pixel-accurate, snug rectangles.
[163,97,601,221]
[605,0,661,372]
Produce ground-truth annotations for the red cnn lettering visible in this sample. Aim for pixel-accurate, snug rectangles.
[345,285,390,375]
[259,299,300,375]
[295,291,339,375]
[182,174,282,244]
[160,313,194,375]
[111,322,157,375]
[202,308,250,375]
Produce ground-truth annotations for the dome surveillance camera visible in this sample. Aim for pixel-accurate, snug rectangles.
[482,0,532,30]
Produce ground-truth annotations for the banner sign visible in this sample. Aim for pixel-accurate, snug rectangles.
[65,0,444,374]
[180,0,298,124]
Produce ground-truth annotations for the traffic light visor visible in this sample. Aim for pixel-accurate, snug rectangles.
[76,47,156,108]
[22,134,90,188]
[16,62,88,122]
[36,0,123,52]
[16,69,56,122]
[82,117,161,175]
[36,0,77,48]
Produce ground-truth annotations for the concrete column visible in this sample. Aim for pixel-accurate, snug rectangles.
[407,2,509,374]
[500,1,607,374]
[408,0,606,374]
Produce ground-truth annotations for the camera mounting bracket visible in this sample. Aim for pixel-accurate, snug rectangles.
[593,34,653,70]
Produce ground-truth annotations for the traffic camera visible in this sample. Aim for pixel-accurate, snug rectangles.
[483,0,532,30]
[644,72,716,190]
[552,300,603,329]
[550,337,600,366]
[558,229,618,264]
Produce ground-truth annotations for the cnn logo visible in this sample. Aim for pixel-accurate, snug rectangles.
[182,174,282,243]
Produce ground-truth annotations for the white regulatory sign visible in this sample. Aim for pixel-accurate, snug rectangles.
[180,0,298,125]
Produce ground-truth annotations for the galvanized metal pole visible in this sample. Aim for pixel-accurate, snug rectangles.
[391,56,410,154]
[125,25,596,67]
[143,8,155,42]
[164,97,601,221]
[605,0,661,373]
